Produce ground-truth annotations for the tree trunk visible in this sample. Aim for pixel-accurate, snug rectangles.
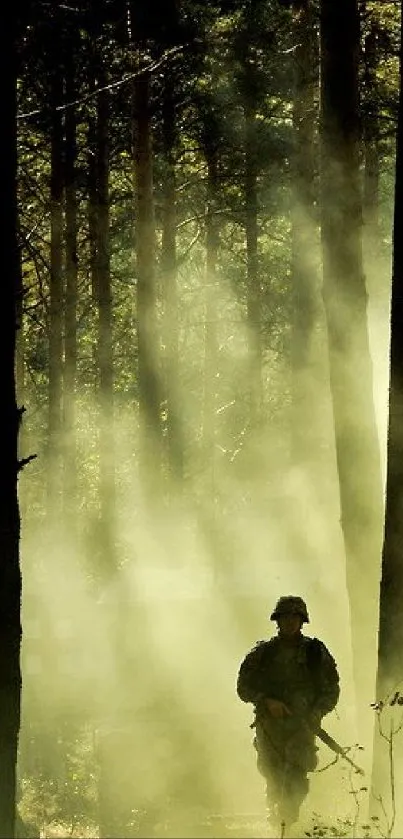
[63,47,78,531]
[133,68,162,497]
[15,251,25,408]
[15,224,27,466]
[86,9,116,576]
[371,6,403,815]
[239,2,263,431]
[291,0,322,470]
[363,9,380,244]
[319,0,384,751]
[244,94,262,429]
[362,5,390,480]
[0,8,22,835]
[88,114,98,320]
[96,75,115,566]
[47,59,64,517]
[161,68,184,487]
[203,147,220,495]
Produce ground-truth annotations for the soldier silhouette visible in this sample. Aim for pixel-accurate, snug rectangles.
[237,596,340,835]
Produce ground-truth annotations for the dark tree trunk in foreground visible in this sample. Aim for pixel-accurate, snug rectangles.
[0,8,22,836]
[371,6,403,814]
[291,0,321,469]
[320,0,384,748]
[377,58,403,694]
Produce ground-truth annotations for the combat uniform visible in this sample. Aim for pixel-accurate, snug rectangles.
[236,597,340,829]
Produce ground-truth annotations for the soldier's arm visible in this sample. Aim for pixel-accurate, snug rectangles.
[312,642,340,717]
[236,642,268,704]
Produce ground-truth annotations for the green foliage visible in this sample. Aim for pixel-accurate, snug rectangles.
[18,724,98,836]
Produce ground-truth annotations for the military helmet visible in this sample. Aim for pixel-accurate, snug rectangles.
[270,595,309,623]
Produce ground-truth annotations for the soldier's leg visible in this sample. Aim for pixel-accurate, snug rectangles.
[279,765,309,827]
[279,734,316,829]
[253,737,285,826]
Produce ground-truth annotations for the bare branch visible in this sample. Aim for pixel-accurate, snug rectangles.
[17,46,185,121]
[17,454,38,472]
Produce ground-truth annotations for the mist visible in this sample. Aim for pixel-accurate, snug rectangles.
[11,1,402,837]
[16,243,395,837]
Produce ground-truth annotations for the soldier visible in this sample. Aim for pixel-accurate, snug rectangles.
[236,595,340,835]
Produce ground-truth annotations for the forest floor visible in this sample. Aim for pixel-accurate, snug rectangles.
[39,813,277,838]
[36,812,354,839]
[37,810,383,839]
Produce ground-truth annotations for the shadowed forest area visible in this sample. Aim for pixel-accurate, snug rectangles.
[2,0,403,836]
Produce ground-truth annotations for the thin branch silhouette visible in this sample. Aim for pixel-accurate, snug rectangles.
[17,45,185,121]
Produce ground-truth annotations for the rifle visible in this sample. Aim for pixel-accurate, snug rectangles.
[251,708,365,776]
[314,726,364,775]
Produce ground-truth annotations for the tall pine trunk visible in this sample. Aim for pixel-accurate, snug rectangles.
[198,116,223,573]
[0,7,22,834]
[86,5,116,573]
[161,68,183,486]
[203,146,219,494]
[362,7,390,480]
[244,96,262,428]
[290,0,321,470]
[133,68,162,496]
[96,76,115,565]
[63,47,78,531]
[320,0,384,752]
[47,59,64,517]
[363,13,380,242]
[371,5,403,814]
[15,223,27,465]
[238,2,263,432]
